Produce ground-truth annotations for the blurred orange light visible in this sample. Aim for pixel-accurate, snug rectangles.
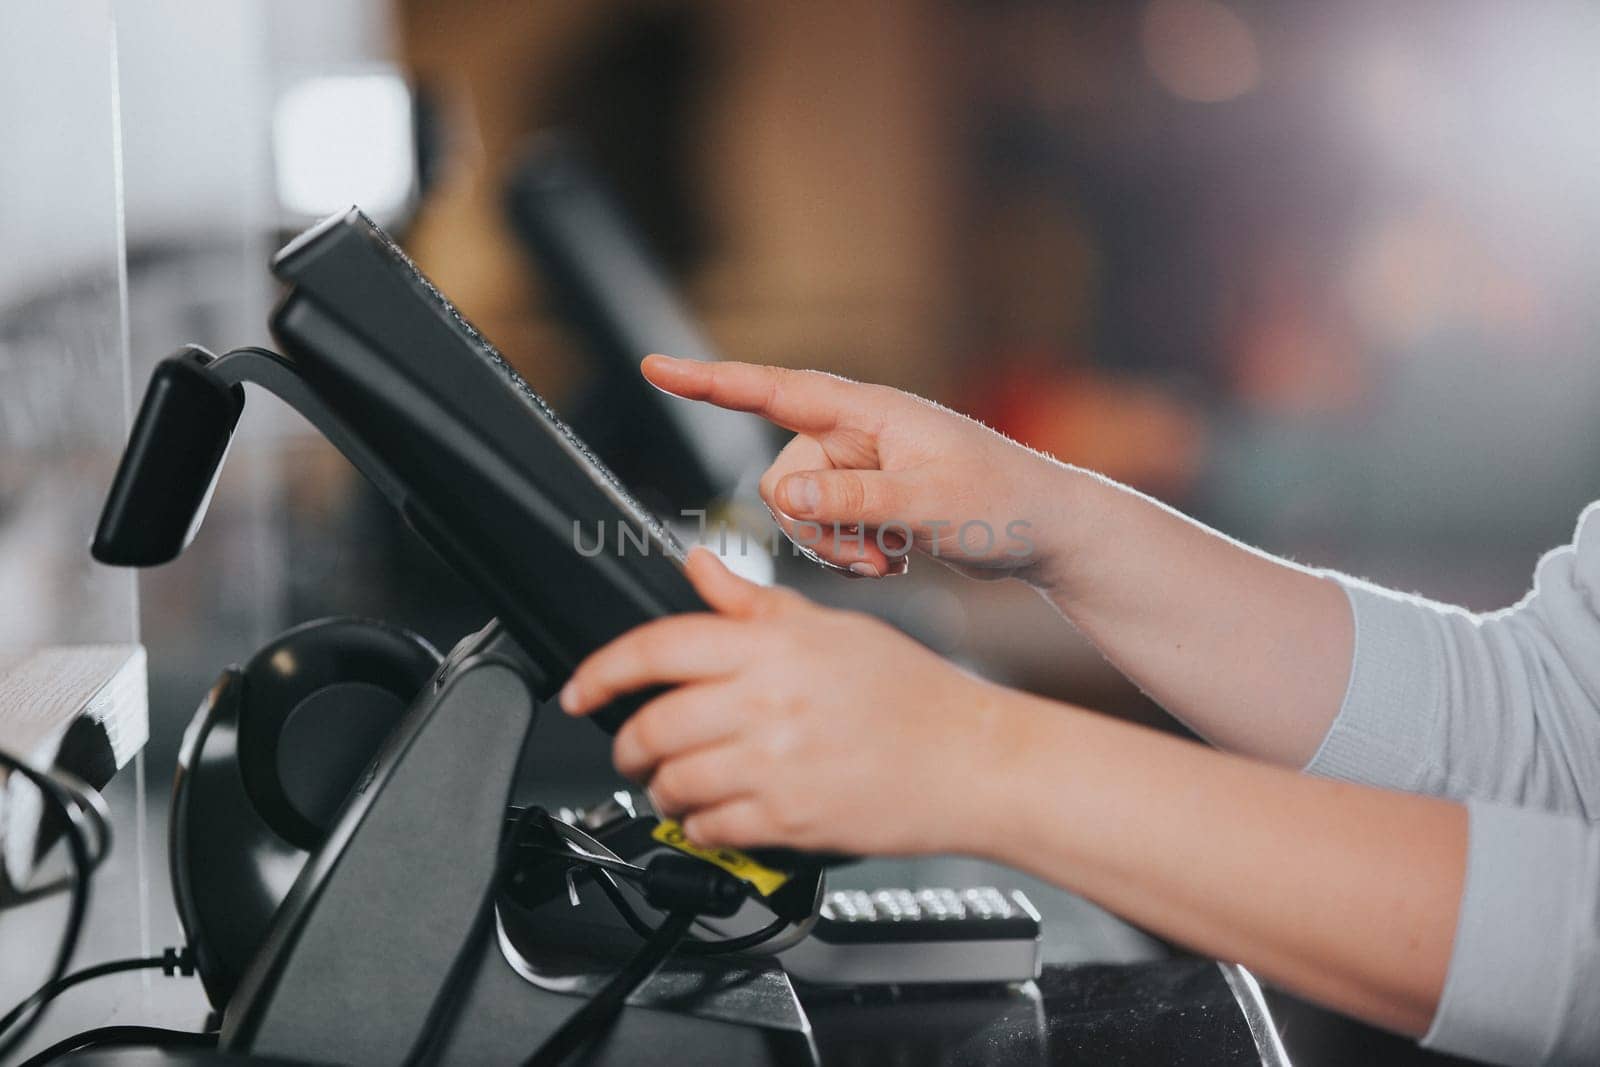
[968,362,1208,498]
[1140,0,1260,103]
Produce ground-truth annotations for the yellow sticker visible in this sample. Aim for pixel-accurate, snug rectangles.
[650,819,791,897]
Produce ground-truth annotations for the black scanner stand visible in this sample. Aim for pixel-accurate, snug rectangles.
[221,619,537,1062]
[216,620,812,1066]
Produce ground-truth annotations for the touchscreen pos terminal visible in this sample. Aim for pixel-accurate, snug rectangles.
[96,207,705,734]
[90,208,817,1065]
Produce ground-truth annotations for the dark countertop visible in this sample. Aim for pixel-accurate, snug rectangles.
[11,771,1278,1067]
[804,960,1268,1067]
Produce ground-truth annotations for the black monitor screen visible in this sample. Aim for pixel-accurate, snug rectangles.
[269,208,707,729]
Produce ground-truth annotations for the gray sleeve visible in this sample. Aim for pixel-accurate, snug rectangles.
[1305,500,1600,815]
[1302,502,1600,1060]
[1422,801,1600,1066]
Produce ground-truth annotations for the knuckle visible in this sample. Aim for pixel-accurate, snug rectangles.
[735,810,770,846]
[627,625,679,680]
[757,719,800,762]
[627,714,664,765]
[764,627,806,659]
[773,585,809,607]
[856,385,899,431]
[874,480,906,519]
[685,816,721,846]
[758,466,782,504]
[611,729,641,776]
[739,726,778,771]
[699,812,744,848]
[792,367,828,392]
[755,586,804,619]
[832,472,865,515]
[631,629,666,673]
[769,798,808,838]
[651,766,685,811]
[760,366,784,414]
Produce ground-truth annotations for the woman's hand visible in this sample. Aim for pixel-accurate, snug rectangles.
[643,354,1073,583]
[560,547,1013,854]
[644,354,1355,768]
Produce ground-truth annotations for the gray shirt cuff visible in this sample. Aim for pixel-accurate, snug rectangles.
[1422,800,1600,1066]
[1303,575,1445,790]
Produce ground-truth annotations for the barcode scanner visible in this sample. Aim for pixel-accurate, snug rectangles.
[94,207,706,734]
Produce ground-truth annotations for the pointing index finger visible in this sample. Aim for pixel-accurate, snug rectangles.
[642,354,871,435]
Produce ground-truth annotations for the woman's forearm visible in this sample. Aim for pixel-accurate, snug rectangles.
[964,689,1465,1036]
[1034,467,1353,766]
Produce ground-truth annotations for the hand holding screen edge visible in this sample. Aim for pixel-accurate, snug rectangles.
[562,547,1462,1041]
[560,546,1008,856]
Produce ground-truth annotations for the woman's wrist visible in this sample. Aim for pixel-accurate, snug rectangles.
[1010,460,1110,602]
[932,682,1073,861]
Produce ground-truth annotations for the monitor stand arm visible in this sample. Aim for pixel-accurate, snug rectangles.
[207,345,414,511]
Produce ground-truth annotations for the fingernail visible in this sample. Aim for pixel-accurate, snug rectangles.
[559,681,581,713]
[848,562,881,579]
[785,476,821,516]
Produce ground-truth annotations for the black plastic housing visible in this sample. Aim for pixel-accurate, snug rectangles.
[171,617,441,1008]
[92,346,243,566]
[266,209,705,730]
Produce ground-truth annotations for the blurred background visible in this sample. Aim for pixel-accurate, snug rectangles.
[4,1,1598,1063]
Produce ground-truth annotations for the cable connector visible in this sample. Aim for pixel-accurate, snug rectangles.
[642,855,747,918]
[161,947,196,977]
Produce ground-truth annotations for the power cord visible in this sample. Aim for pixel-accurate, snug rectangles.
[0,948,197,1042]
[0,747,209,1065]
[15,1025,217,1066]
[0,749,98,1062]
[522,909,696,1067]
[1,768,112,909]
[589,867,790,955]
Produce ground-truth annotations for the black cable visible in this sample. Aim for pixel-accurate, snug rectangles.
[0,949,195,1042]
[525,842,647,881]
[3,771,112,908]
[0,750,95,1062]
[680,913,790,956]
[517,809,792,957]
[522,908,697,1067]
[14,1024,217,1067]
[590,866,662,939]
[589,867,789,956]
